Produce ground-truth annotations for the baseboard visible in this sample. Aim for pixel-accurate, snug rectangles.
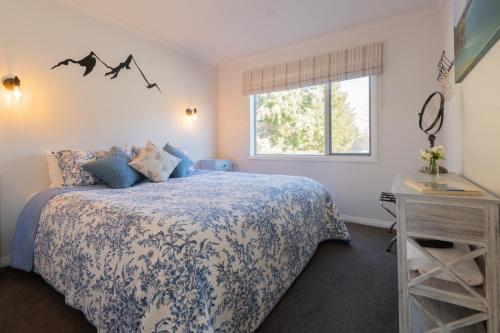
[0,255,11,267]
[341,215,393,229]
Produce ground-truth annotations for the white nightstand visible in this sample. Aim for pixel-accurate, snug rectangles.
[199,159,232,171]
[392,173,500,333]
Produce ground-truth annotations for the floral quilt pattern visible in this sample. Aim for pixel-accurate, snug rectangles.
[33,171,350,332]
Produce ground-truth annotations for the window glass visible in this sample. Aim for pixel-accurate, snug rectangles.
[251,76,372,157]
[331,77,370,154]
[254,84,325,155]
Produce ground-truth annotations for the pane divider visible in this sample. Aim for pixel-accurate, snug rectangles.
[325,83,331,156]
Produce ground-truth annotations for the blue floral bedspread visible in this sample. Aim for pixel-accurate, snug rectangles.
[32,171,350,332]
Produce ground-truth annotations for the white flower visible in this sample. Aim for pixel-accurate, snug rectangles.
[420,149,431,162]
[420,145,445,163]
[436,145,445,159]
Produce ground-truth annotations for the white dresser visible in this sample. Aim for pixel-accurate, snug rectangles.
[392,173,500,333]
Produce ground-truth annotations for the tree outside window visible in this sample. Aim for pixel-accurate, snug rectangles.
[253,76,371,156]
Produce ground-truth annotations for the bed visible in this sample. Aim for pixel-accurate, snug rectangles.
[11,170,350,332]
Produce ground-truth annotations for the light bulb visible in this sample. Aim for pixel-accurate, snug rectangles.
[12,86,22,100]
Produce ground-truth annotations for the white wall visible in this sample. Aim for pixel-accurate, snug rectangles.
[0,0,218,263]
[440,0,500,196]
[217,10,442,224]
[461,44,500,195]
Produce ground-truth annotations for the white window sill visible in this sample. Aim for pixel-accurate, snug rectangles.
[247,154,378,163]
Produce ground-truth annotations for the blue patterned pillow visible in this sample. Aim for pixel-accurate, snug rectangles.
[83,147,144,188]
[163,143,193,178]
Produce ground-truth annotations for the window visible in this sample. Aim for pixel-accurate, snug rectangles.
[250,76,376,161]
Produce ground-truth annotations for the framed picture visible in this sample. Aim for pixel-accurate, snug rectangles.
[454,0,500,83]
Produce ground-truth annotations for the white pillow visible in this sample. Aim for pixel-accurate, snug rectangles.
[121,144,188,159]
[46,152,64,188]
[121,145,142,159]
[129,141,180,182]
[176,146,189,155]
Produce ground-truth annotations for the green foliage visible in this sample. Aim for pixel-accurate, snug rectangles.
[255,83,359,154]
[330,83,359,153]
[255,85,324,154]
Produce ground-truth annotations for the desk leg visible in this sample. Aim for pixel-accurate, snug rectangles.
[397,199,410,333]
[487,204,499,333]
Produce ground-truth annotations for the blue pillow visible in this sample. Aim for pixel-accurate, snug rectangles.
[163,143,193,178]
[83,146,144,188]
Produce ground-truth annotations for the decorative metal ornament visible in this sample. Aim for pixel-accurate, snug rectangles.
[418,91,444,148]
[51,51,161,92]
[436,50,454,83]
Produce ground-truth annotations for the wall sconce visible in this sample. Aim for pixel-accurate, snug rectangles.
[186,108,198,119]
[3,76,22,100]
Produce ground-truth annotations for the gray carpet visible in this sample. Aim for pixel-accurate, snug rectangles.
[0,223,398,333]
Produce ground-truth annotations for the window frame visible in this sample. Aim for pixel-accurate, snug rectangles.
[248,76,379,163]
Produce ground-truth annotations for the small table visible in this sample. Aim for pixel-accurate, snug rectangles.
[392,173,500,333]
[199,159,232,171]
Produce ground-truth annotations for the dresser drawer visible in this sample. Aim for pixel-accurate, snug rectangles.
[200,159,232,171]
[215,160,232,171]
[405,201,486,242]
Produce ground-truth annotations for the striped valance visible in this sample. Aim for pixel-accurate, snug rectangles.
[242,42,383,95]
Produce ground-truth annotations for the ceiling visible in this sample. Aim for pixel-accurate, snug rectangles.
[60,0,440,66]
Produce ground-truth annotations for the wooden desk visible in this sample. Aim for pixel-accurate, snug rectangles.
[392,173,500,333]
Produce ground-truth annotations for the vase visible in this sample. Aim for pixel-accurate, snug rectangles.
[427,159,439,176]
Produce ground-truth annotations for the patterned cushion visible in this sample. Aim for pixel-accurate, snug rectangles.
[163,143,193,178]
[121,145,142,160]
[129,141,180,182]
[45,152,64,188]
[53,150,107,187]
[82,147,144,189]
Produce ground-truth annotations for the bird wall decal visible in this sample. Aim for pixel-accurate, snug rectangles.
[132,57,161,92]
[105,54,133,79]
[51,51,161,92]
[51,51,112,76]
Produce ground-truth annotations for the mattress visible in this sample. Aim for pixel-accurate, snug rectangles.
[16,171,350,332]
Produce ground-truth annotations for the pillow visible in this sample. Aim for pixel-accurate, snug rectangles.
[82,147,144,189]
[129,141,181,182]
[121,145,142,159]
[122,144,186,159]
[45,152,64,188]
[53,149,107,187]
[176,146,189,155]
[163,143,193,178]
